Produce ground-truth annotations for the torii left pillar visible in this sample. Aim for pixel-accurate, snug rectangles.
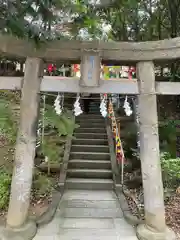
[1,58,44,240]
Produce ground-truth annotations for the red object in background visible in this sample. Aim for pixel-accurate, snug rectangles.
[117,152,122,162]
[48,64,53,72]
[48,64,56,72]
[73,64,80,72]
[117,152,125,163]
[128,66,136,79]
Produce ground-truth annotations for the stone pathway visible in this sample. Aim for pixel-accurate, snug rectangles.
[33,190,138,240]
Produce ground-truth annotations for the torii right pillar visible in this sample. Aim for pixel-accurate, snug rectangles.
[136,61,175,240]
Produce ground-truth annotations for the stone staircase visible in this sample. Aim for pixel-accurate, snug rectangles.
[65,97,114,190]
[34,190,138,240]
[34,96,139,240]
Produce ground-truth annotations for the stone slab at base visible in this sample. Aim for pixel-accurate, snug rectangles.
[36,191,62,227]
[0,220,37,240]
[136,224,176,240]
[115,189,143,226]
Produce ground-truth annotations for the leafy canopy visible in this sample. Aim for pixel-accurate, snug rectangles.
[0,0,115,43]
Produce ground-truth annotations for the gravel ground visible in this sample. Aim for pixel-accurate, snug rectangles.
[125,186,180,239]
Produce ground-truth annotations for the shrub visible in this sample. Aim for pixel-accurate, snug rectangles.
[32,171,53,200]
[0,169,11,209]
[39,136,65,164]
[159,120,176,157]
[0,99,17,144]
[44,106,79,137]
[161,152,180,189]
[38,105,79,164]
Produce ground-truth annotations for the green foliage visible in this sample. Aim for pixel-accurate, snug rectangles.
[38,104,78,163]
[32,170,53,199]
[41,137,63,163]
[0,99,17,144]
[2,0,180,45]
[161,152,180,189]
[122,123,139,157]
[44,105,79,137]
[0,91,20,104]
[159,120,176,157]
[0,0,108,43]
[0,169,11,209]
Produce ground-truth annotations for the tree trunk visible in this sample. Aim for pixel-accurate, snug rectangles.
[148,0,153,40]
[6,57,44,228]
[167,0,179,80]
[134,5,140,41]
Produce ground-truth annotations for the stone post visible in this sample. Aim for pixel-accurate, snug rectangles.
[136,61,175,240]
[2,58,44,239]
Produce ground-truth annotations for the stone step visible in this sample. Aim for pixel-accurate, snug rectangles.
[65,178,114,190]
[74,133,108,139]
[57,206,122,218]
[89,101,100,104]
[89,102,100,105]
[62,189,117,199]
[60,199,119,209]
[78,122,105,128]
[89,106,100,110]
[88,109,100,113]
[76,118,105,123]
[67,169,112,179]
[88,105,100,108]
[58,217,115,229]
[57,229,119,240]
[77,114,103,119]
[87,111,100,114]
[89,105,100,108]
[64,103,73,107]
[57,218,137,240]
[88,112,101,115]
[89,101,100,105]
[82,112,102,115]
[88,113,101,115]
[70,152,110,160]
[68,159,111,169]
[76,114,134,125]
[90,100,100,104]
[72,138,108,145]
[71,145,109,153]
[75,128,106,133]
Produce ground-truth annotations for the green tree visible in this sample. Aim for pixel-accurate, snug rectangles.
[0,0,116,43]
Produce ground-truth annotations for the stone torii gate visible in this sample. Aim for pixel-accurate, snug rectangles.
[0,34,179,240]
